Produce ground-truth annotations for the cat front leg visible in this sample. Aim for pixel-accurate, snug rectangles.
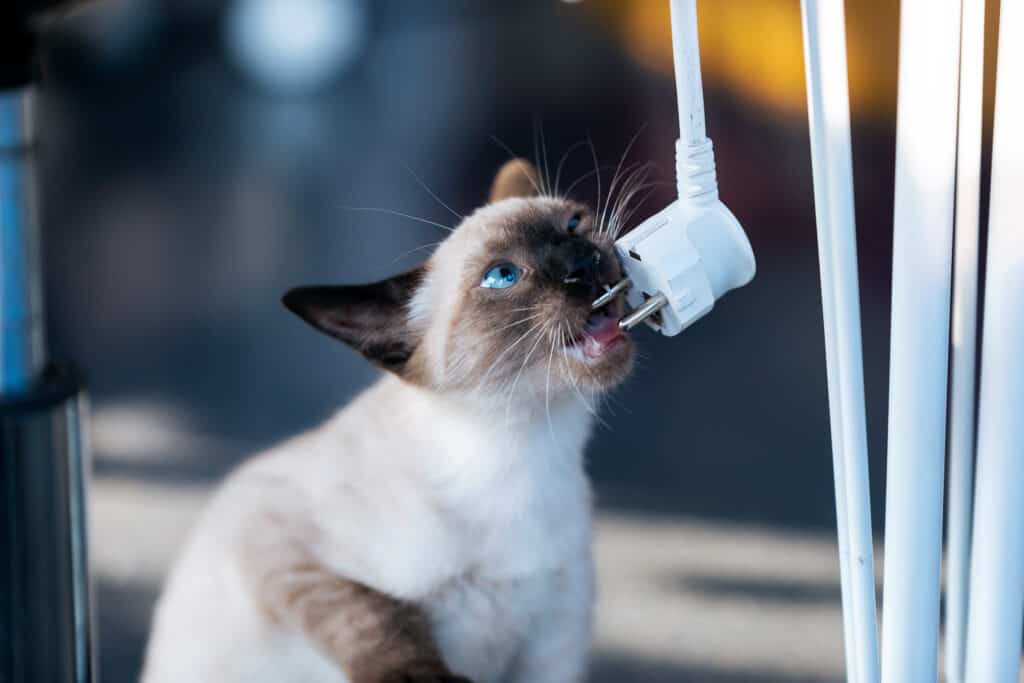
[505,609,592,683]
[504,557,594,683]
[237,516,472,683]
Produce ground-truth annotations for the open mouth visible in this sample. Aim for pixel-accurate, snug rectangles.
[579,309,626,360]
[565,299,627,362]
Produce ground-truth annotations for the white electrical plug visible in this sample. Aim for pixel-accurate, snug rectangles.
[607,189,755,335]
[591,0,756,335]
[593,139,756,336]
[594,187,755,335]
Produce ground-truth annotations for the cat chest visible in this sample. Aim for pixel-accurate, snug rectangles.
[427,569,565,680]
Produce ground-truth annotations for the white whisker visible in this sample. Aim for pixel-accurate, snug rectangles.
[562,163,617,200]
[587,137,602,234]
[601,161,645,238]
[600,125,648,236]
[480,317,547,385]
[613,185,661,238]
[390,239,444,265]
[533,120,554,198]
[504,321,549,427]
[554,140,588,198]
[560,322,605,426]
[605,162,663,238]
[607,170,656,237]
[341,206,454,233]
[489,312,545,334]
[544,326,559,450]
[402,164,464,221]
[490,134,547,198]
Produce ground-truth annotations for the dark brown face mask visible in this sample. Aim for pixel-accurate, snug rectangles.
[282,158,633,393]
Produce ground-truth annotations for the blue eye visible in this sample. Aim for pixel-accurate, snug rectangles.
[567,212,582,232]
[481,263,521,289]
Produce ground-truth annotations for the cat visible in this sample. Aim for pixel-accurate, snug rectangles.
[141,158,635,683]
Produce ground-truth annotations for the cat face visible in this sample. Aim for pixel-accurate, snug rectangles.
[284,159,634,408]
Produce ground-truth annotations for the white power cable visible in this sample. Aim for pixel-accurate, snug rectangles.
[598,0,755,335]
[669,0,707,146]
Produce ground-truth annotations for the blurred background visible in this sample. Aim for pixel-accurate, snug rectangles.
[27,0,1002,681]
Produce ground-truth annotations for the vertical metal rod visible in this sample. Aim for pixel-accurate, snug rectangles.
[963,2,1024,679]
[798,3,879,681]
[1,53,94,683]
[944,0,986,680]
[880,1,961,680]
[1,87,45,394]
[2,8,95,683]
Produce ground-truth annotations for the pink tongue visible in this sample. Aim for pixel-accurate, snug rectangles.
[585,315,622,347]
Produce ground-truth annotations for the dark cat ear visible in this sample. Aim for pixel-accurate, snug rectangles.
[282,268,425,375]
[489,158,540,203]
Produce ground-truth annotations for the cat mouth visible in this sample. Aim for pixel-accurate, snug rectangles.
[565,302,627,363]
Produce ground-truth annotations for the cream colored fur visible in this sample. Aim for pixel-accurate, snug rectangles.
[142,375,595,683]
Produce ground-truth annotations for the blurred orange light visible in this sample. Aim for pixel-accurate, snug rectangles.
[586,0,997,123]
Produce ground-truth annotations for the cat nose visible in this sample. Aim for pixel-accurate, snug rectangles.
[560,240,602,288]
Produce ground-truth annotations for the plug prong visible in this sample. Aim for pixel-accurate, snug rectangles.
[591,278,631,311]
[619,292,668,331]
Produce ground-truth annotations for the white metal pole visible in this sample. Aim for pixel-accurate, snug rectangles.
[944,0,985,680]
[880,0,961,680]
[963,2,1024,678]
[798,2,879,681]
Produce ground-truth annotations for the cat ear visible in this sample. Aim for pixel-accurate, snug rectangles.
[282,268,425,375]
[489,158,540,202]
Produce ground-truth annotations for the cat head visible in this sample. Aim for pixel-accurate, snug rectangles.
[283,159,634,410]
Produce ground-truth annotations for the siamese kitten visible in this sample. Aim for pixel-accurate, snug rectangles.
[141,159,634,683]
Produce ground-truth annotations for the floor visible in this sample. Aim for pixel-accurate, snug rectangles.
[92,474,859,682]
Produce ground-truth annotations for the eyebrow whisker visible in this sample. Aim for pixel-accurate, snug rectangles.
[554,140,589,198]
[340,206,455,233]
[402,163,464,221]
[600,124,649,237]
[490,135,547,198]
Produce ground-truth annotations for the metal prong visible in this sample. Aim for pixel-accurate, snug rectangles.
[591,278,632,311]
[619,292,668,331]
